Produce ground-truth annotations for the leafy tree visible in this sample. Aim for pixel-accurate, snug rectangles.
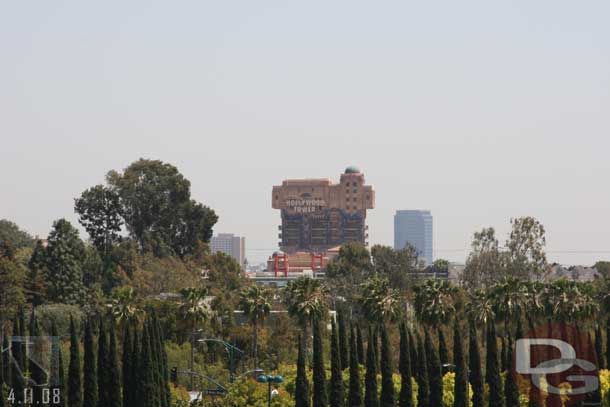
[74,185,123,257]
[312,318,328,407]
[329,320,345,407]
[594,261,610,278]
[433,259,450,273]
[0,242,24,319]
[364,327,379,407]
[506,216,547,280]
[26,240,48,305]
[106,159,217,257]
[425,330,442,407]
[45,219,86,304]
[453,321,468,407]
[83,319,97,407]
[360,276,402,324]
[606,317,610,371]
[325,243,373,307]
[485,319,503,407]
[379,325,394,407]
[408,330,418,376]
[0,219,34,249]
[413,279,457,327]
[398,323,413,407]
[178,287,209,390]
[295,335,310,407]
[137,323,157,407]
[370,244,419,292]
[348,325,363,407]
[50,322,66,407]
[238,285,271,369]
[108,287,142,328]
[10,315,24,405]
[462,228,505,288]
[338,310,349,370]
[416,334,429,407]
[468,320,484,407]
[504,336,519,407]
[595,325,604,370]
[68,317,82,407]
[284,277,328,351]
[29,311,45,405]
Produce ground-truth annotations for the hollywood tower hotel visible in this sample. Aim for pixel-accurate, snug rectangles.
[270,167,375,274]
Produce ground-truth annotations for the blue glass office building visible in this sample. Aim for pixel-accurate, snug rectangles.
[394,210,433,265]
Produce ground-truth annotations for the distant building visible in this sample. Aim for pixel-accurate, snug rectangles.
[272,166,375,254]
[394,210,433,266]
[210,233,246,267]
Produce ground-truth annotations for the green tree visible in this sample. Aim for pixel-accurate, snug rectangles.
[468,320,484,407]
[29,311,45,405]
[74,185,123,257]
[312,318,328,407]
[416,334,429,407]
[348,326,363,407]
[485,319,503,407]
[0,219,34,249]
[50,322,66,407]
[438,328,449,365]
[0,242,24,319]
[295,335,310,407]
[137,323,157,407]
[356,325,365,365]
[26,240,48,306]
[325,243,373,307]
[506,216,547,280]
[504,336,519,407]
[83,319,97,407]
[338,310,349,370]
[595,325,604,370]
[329,320,345,407]
[370,244,420,292]
[108,287,142,328]
[45,219,86,304]
[606,317,610,371]
[425,330,442,407]
[97,317,109,407]
[107,322,122,407]
[413,279,457,327]
[238,285,271,369]
[462,227,506,289]
[453,321,468,407]
[364,326,379,407]
[594,261,610,278]
[68,317,82,407]
[284,277,328,351]
[408,330,418,377]
[360,276,401,324]
[398,323,413,407]
[379,325,394,407]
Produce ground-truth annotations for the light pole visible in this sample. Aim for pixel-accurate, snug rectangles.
[256,375,284,407]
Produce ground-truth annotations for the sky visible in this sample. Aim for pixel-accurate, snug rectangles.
[1,1,609,265]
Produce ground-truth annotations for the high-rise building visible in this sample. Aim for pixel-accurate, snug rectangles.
[394,210,433,265]
[272,166,375,253]
[210,233,246,267]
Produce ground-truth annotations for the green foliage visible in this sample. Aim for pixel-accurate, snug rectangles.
[364,326,379,407]
[356,325,365,365]
[330,320,345,407]
[208,378,294,407]
[338,310,349,370]
[83,319,97,407]
[0,243,25,317]
[504,337,519,407]
[462,228,505,289]
[238,285,271,368]
[325,243,372,307]
[371,244,420,292]
[468,320,484,407]
[107,322,123,407]
[68,317,82,407]
[0,219,34,249]
[453,321,468,407]
[416,334,429,407]
[398,324,413,407]
[439,327,449,365]
[349,326,363,407]
[312,318,328,407]
[414,279,457,327]
[360,276,401,323]
[295,335,310,407]
[426,330,443,407]
[379,325,394,407]
[485,320,503,407]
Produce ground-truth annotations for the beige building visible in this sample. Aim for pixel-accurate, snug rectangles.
[272,166,375,253]
[210,233,246,267]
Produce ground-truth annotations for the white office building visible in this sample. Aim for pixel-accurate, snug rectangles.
[210,233,246,267]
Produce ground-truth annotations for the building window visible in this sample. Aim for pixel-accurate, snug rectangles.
[353,188,357,193]
[346,182,350,187]
[353,197,357,202]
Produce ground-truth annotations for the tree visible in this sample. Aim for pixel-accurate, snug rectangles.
[360,276,402,324]
[468,320,484,407]
[106,159,217,256]
[137,323,157,407]
[108,287,142,328]
[379,325,394,407]
[453,321,468,407]
[238,285,271,369]
[325,243,373,307]
[348,326,363,407]
[68,317,82,407]
[371,245,419,292]
[504,336,519,407]
[506,216,547,280]
[0,242,24,319]
[107,322,122,407]
[594,261,610,278]
[416,334,429,407]
[595,325,604,370]
[83,319,97,407]
[356,325,365,365]
[438,328,449,365]
[285,277,328,350]
[50,322,66,407]
[398,324,413,407]
[45,219,86,304]
[413,279,457,327]
[295,335,310,407]
[312,318,328,407]
[606,317,610,372]
[178,287,209,391]
[98,317,109,407]
[0,219,34,249]
[74,185,123,257]
[29,311,45,405]
[462,228,505,288]
[408,330,418,377]
[485,319,503,407]
[338,310,349,370]
[365,326,379,407]
[425,330,442,407]
[329,320,345,407]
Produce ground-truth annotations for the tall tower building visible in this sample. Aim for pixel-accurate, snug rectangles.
[210,233,246,267]
[272,167,375,253]
[394,210,433,265]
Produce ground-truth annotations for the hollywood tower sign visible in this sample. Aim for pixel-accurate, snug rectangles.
[272,166,375,254]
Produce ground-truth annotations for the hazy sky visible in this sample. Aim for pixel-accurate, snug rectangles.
[1,1,609,265]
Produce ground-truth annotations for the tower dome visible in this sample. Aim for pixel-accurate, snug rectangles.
[344,166,361,174]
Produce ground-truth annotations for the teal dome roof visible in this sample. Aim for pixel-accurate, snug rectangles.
[344,166,361,174]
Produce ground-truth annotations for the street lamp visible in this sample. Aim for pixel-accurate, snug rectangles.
[256,375,284,407]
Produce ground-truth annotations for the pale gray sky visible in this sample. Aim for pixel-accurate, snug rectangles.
[1,1,609,265]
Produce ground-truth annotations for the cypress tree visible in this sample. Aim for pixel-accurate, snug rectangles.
[131,328,142,407]
[372,329,379,373]
[468,320,484,407]
[338,311,349,370]
[146,320,161,407]
[504,336,519,407]
[398,323,413,407]
[356,325,365,365]
[426,329,443,407]
[122,324,133,407]
[379,324,394,407]
[595,325,604,370]
[18,308,26,372]
[312,317,328,407]
[107,321,122,407]
[416,334,429,407]
[330,320,345,407]
[453,321,468,407]
[348,325,363,407]
[408,329,418,375]
[364,326,379,407]
[139,323,156,407]
[83,319,97,407]
[295,334,310,407]
[438,328,449,365]
[2,329,10,388]
[50,322,65,407]
[97,317,108,407]
[11,318,23,405]
[29,311,45,406]
[156,317,171,407]
[485,319,503,407]
[68,316,82,407]
[500,335,508,372]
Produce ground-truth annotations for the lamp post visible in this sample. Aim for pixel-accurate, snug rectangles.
[256,375,284,407]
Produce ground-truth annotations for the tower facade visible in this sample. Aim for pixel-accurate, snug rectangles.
[394,210,433,265]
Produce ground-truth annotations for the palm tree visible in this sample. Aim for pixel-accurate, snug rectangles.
[107,287,142,328]
[284,277,329,348]
[413,279,458,327]
[179,287,210,390]
[360,276,402,325]
[238,285,271,369]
